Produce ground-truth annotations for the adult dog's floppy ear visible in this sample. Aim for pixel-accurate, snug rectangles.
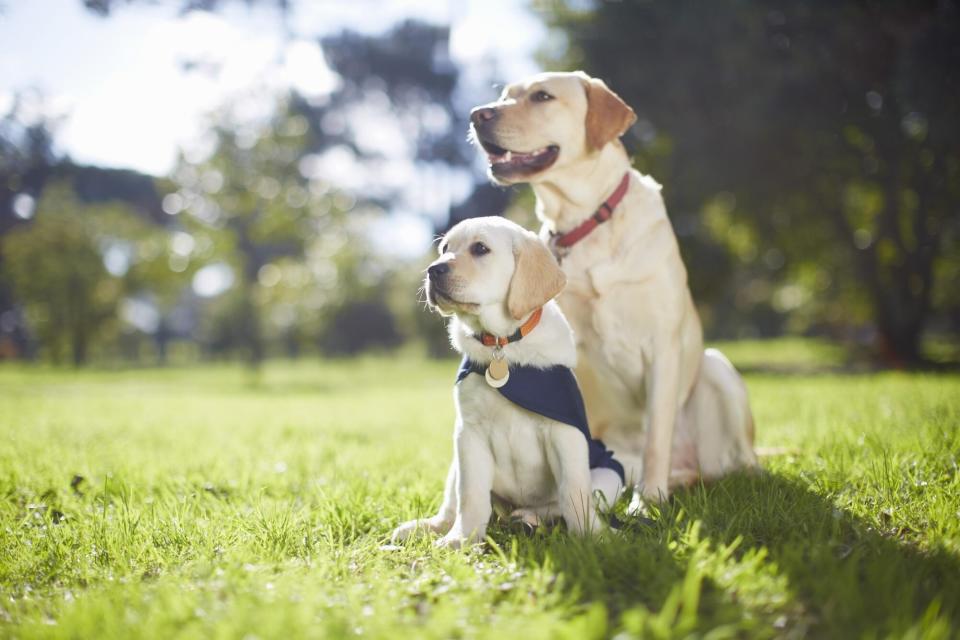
[582,74,636,152]
[507,235,566,320]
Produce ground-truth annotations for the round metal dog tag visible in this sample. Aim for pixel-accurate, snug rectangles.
[485,357,509,388]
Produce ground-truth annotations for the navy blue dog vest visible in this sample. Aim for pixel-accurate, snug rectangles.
[456,358,625,483]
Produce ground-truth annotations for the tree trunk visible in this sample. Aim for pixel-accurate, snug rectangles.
[875,315,921,366]
[71,326,87,367]
[155,316,170,366]
[831,201,930,367]
[243,294,264,370]
[235,219,265,371]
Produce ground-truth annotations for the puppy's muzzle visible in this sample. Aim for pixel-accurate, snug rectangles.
[427,262,450,280]
[426,260,453,306]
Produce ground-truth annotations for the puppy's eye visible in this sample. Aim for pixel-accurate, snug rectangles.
[470,242,490,257]
[531,90,554,103]
[439,242,448,254]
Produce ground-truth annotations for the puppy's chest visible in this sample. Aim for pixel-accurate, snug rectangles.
[456,378,558,504]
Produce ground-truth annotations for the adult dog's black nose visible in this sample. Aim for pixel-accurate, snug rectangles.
[428,262,450,279]
[470,106,497,126]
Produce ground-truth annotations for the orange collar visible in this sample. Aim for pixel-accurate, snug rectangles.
[475,308,543,347]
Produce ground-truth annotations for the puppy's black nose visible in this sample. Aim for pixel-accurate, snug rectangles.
[470,106,497,126]
[428,263,450,279]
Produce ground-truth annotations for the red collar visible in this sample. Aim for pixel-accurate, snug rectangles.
[475,307,543,347]
[550,172,630,251]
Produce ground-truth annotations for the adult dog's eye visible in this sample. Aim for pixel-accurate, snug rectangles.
[531,90,553,103]
[470,242,490,257]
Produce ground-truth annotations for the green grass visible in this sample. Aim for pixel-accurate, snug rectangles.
[708,338,848,372]
[1,345,959,639]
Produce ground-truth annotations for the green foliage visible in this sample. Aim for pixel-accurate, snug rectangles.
[3,19,483,366]
[166,100,382,363]
[162,17,481,363]
[1,348,958,637]
[1,186,119,364]
[1,183,195,365]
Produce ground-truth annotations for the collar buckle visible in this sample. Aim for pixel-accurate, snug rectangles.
[549,172,630,255]
[594,203,614,223]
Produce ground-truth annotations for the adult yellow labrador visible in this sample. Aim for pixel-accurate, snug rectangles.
[470,71,758,502]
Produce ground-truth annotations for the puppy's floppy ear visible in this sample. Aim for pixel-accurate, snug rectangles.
[582,74,637,152]
[507,234,567,320]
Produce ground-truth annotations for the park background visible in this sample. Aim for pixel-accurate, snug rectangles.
[2,0,958,369]
[1,1,959,639]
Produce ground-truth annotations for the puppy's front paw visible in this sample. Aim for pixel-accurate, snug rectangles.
[626,490,649,517]
[435,533,471,550]
[391,517,449,543]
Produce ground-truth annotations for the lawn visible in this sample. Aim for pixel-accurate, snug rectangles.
[1,343,959,639]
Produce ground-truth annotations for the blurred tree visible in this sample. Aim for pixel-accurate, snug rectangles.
[67,6,509,362]
[313,21,509,357]
[97,203,198,363]
[1,92,189,362]
[173,20,501,363]
[0,93,57,234]
[545,0,960,364]
[319,299,402,356]
[320,20,462,165]
[168,92,408,365]
[0,93,60,357]
[311,20,510,227]
[170,102,331,366]
[1,186,119,365]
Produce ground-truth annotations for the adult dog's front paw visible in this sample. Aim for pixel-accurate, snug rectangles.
[640,483,670,504]
[508,508,542,532]
[391,517,449,543]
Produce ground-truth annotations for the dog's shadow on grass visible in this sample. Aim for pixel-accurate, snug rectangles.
[499,472,960,636]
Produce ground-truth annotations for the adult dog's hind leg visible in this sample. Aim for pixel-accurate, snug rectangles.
[685,348,758,480]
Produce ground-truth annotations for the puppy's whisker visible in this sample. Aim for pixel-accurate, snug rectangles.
[415,285,434,312]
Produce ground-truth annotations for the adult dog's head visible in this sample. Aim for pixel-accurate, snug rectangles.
[426,217,566,324]
[470,71,636,185]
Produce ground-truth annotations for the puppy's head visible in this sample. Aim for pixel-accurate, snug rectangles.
[426,217,566,323]
[470,71,636,185]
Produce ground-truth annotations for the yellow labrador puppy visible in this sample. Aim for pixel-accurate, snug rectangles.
[470,71,758,502]
[391,217,625,548]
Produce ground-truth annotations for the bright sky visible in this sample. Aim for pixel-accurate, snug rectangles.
[0,0,544,176]
[0,0,546,262]
[0,0,546,271]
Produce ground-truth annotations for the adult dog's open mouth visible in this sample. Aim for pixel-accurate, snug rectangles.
[478,138,559,179]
